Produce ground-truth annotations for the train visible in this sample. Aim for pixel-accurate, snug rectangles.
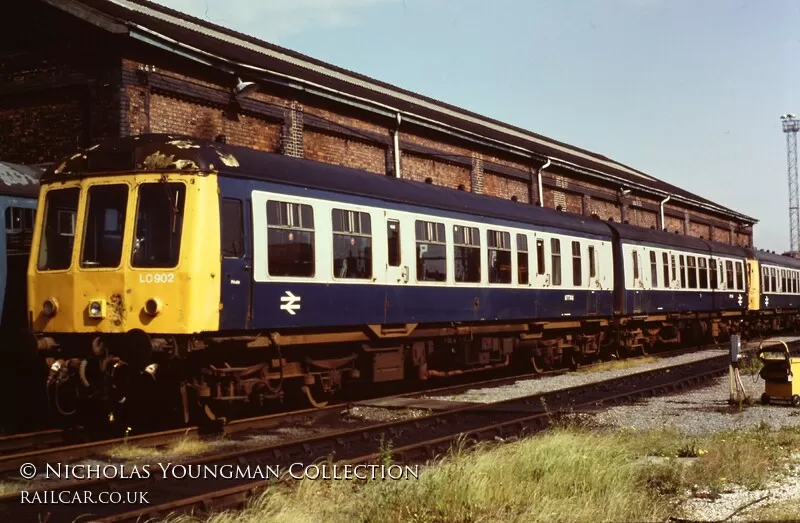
[22,134,800,429]
[0,162,42,433]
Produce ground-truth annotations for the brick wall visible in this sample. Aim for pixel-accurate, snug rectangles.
[0,2,121,162]
[305,131,385,174]
[401,153,471,189]
[484,172,529,203]
[664,215,684,234]
[713,226,732,244]
[2,1,755,249]
[0,99,85,164]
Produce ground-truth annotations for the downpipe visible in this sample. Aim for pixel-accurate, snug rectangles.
[537,158,551,206]
[393,113,402,178]
[660,194,671,230]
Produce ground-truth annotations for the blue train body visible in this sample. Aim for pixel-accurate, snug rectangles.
[0,163,40,335]
[205,143,754,332]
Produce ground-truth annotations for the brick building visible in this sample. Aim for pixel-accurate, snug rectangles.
[1,0,757,245]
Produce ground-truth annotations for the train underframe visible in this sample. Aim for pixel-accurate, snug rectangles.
[21,310,800,432]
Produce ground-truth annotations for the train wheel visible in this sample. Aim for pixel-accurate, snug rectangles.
[562,348,579,371]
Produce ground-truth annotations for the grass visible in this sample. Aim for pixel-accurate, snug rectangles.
[738,354,764,376]
[158,422,800,523]
[0,481,26,497]
[744,499,800,521]
[579,356,657,374]
[105,436,212,460]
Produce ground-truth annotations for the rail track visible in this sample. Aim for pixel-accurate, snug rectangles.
[1,338,790,523]
[0,340,736,474]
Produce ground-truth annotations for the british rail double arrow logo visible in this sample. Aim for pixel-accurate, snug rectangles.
[280,291,302,315]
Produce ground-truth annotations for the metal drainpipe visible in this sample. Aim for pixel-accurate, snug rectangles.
[537,158,551,205]
[660,194,671,230]
[393,113,402,178]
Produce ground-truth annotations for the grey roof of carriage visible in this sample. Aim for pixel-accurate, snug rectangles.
[0,162,42,199]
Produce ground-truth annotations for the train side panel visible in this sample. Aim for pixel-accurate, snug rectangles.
[243,182,617,330]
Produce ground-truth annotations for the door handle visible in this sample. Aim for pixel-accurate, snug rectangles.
[242,263,251,271]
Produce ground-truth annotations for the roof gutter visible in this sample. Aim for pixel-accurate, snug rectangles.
[127,27,757,226]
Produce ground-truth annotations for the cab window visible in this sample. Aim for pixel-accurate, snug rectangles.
[37,188,79,271]
[81,184,128,268]
[132,183,186,268]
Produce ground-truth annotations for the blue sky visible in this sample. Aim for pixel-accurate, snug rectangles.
[154,0,800,252]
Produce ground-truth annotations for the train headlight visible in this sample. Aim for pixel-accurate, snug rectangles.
[88,299,106,318]
[42,298,59,317]
[144,297,163,317]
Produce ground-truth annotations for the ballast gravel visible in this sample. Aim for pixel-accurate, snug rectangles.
[425,336,800,406]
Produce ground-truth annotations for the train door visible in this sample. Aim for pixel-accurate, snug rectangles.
[586,243,599,315]
[219,197,253,330]
[632,249,643,313]
[747,258,760,311]
[383,213,410,323]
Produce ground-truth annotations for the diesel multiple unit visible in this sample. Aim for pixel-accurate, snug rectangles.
[24,135,800,426]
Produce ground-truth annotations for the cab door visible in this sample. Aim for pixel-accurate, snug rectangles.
[219,197,252,330]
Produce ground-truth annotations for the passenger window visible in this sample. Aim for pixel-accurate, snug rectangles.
[387,220,401,267]
[726,261,734,290]
[662,252,670,288]
[221,199,244,258]
[536,238,545,275]
[736,262,744,290]
[679,255,686,288]
[454,225,481,283]
[698,258,708,289]
[265,200,315,277]
[38,188,80,271]
[488,230,512,284]
[687,256,697,289]
[572,241,582,286]
[332,209,372,279]
[771,267,777,292]
[82,184,128,269]
[710,259,718,289]
[649,251,658,288]
[632,250,639,280]
[589,245,597,279]
[671,255,677,283]
[5,206,35,255]
[415,220,446,282]
[551,238,561,286]
[517,234,529,285]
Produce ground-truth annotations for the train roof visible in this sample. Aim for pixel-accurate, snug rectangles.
[750,249,800,269]
[0,162,42,199]
[607,220,750,258]
[44,134,612,238]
